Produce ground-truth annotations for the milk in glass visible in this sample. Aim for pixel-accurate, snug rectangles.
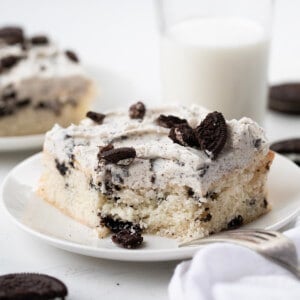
[161,17,270,123]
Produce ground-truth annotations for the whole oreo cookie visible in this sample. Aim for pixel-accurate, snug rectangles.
[0,273,68,299]
[269,83,300,114]
[270,138,300,166]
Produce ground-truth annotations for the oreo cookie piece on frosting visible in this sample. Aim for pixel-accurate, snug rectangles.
[194,111,227,159]
[168,123,198,147]
[0,26,24,45]
[0,273,68,299]
[129,101,146,119]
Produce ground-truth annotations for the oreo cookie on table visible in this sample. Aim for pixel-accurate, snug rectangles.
[269,83,300,114]
[0,273,68,299]
[271,138,300,166]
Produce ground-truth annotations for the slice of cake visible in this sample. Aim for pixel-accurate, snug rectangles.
[38,103,274,248]
[0,26,94,136]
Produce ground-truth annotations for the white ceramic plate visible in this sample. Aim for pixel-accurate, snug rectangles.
[0,134,45,152]
[1,153,300,261]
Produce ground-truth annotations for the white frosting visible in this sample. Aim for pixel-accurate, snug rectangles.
[0,39,91,111]
[44,105,269,196]
[0,41,86,87]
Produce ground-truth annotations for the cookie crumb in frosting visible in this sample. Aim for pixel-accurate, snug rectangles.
[129,101,146,119]
[0,55,22,72]
[86,111,106,124]
[65,50,79,63]
[30,35,49,45]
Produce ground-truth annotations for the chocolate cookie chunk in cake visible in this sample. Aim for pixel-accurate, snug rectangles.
[0,25,94,136]
[0,273,67,299]
[269,83,300,114]
[38,104,273,244]
[99,147,136,165]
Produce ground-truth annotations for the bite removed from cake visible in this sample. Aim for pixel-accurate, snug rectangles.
[38,103,274,245]
[0,26,94,136]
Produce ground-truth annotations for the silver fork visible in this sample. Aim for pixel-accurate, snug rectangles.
[179,229,300,279]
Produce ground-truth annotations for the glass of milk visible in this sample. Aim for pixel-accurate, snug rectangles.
[156,0,273,124]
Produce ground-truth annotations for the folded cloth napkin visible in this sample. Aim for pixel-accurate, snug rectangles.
[169,223,300,300]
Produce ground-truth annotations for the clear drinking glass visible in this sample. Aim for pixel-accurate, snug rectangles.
[156,0,273,124]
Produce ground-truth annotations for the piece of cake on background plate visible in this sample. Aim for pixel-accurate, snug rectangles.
[0,26,94,136]
[38,102,274,249]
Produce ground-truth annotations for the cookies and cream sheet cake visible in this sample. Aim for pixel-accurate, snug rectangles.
[0,26,94,136]
[38,102,274,248]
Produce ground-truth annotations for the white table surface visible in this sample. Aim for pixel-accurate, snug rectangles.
[0,1,299,299]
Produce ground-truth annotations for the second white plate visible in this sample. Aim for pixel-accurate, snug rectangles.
[0,134,45,152]
[2,153,300,261]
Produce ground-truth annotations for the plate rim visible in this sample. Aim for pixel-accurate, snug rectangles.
[0,134,45,152]
[1,152,300,261]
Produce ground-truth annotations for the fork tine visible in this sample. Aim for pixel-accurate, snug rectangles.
[219,232,269,243]
[254,230,278,237]
[221,230,269,241]
[179,232,259,247]
[226,230,284,244]
[179,229,279,247]
[248,234,269,241]
[179,236,262,247]
[178,229,300,279]
[223,230,280,241]
[225,229,277,236]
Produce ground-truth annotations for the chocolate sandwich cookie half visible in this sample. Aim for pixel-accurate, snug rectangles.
[269,83,300,114]
[271,139,300,166]
[0,273,68,300]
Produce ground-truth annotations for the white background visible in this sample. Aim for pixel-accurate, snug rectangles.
[0,1,299,299]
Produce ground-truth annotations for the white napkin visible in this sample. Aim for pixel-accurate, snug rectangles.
[169,222,300,300]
